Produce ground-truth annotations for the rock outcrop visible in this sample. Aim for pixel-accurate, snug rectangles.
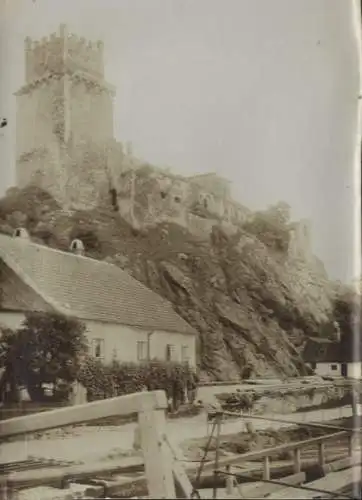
[0,187,336,380]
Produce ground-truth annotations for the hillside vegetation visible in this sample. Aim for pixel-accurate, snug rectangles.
[0,186,338,380]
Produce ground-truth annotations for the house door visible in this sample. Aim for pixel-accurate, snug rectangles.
[341,363,347,377]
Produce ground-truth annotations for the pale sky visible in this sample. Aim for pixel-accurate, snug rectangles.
[0,0,360,283]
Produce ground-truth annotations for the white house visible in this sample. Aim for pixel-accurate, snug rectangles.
[303,336,362,380]
[0,229,197,367]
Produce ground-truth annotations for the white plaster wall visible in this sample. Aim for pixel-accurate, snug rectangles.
[314,362,341,377]
[0,311,26,331]
[347,362,362,379]
[84,319,196,367]
[0,311,197,368]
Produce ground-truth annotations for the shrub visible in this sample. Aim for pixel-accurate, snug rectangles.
[0,312,88,403]
[78,357,198,403]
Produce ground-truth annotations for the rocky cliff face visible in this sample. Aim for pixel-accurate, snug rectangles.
[0,187,336,380]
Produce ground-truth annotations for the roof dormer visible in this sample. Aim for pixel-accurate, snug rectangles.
[70,238,85,256]
[13,227,30,239]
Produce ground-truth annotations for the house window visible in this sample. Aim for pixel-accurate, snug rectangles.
[137,341,148,361]
[92,339,105,360]
[331,364,338,371]
[181,345,190,364]
[166,344,176,362]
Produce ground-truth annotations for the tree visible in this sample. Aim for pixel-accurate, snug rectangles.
[0,312,88,402]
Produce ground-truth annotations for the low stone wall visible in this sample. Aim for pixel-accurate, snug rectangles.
[215,383,353,415]
[253,384,352,414]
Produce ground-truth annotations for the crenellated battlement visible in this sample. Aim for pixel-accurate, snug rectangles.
[24,24,104,84]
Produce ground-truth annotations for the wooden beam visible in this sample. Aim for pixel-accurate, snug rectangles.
[263,455,271,480]
[236,471,306,499]
[322,454,361,475]
[0,390,167,440]
[138,406,176,498]
[318,442,325,467]
[347,433,354,456]
[165,436,193,499]
[200,431,347,474]
[293,448,301,474]
[4,459,144,490]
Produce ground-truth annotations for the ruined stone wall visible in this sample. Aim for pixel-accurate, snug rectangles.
[25,33,65,83]
[113,166,252,238]
[15,77,69,204]
[187,213,218,239]
[66,34,104,78]
[24,24,104,84]
[62,141,110,211]
[189,173,231,199]
[288,219,312,261]
[68,76,113,145]
[223,199,251,225]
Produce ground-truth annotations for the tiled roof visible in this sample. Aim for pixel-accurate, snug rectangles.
[0,233,196,335]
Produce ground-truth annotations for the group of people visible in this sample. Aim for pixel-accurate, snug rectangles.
[141,370,199,413]
[167,370,199,412]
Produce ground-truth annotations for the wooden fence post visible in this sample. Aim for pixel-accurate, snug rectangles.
[293,448,301,474]
[225,465,235,495]
[318,442,325,467]
[263,455,270,480]
[348,433,354,457]
[138,406,176,499]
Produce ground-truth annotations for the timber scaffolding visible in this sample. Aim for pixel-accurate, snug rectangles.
[0,391,361,499]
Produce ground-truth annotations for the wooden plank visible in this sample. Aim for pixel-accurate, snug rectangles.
[263,456,271,480]
[2,448,347,493]
[200,431,348,474]
[317,442,325,467]
[138,407,176,498]
[16,483,98,500]
[165,436,193,499]
[236,471,306,499]
[293,448,301,474]
[4,460,144,490]
[347,433,354,456]
[0,390,167,440]
[322,454,361,475]
[267,465,360,499]
[225,465,235,496]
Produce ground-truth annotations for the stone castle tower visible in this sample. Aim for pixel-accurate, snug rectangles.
[15,24,117,209]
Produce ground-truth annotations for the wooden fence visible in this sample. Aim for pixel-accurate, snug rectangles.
[0,392,360,499]
[0,390,182,499]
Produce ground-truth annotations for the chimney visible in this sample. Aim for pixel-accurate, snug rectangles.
[70,239,85,256]
[13,227,30,240]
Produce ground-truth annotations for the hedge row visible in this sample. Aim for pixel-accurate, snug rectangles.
[78,357,198,402]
